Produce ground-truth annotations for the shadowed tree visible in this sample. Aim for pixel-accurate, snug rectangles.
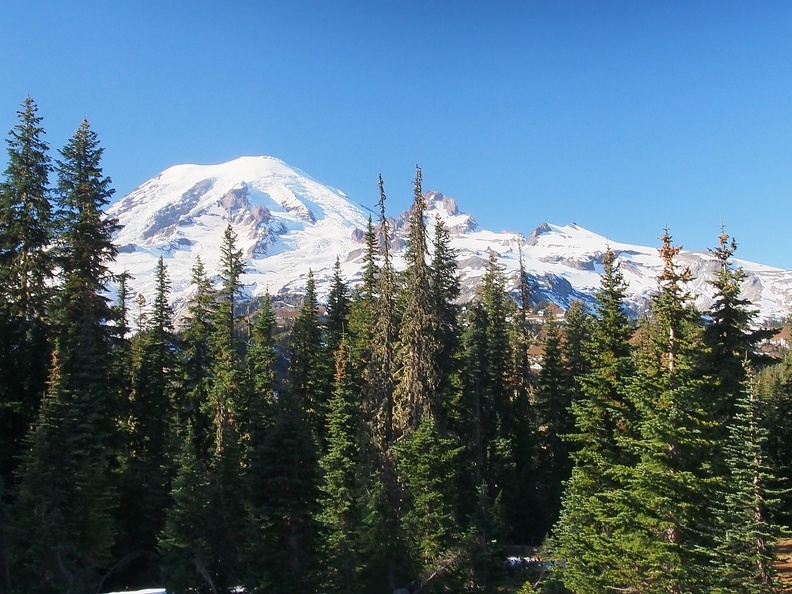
[114,256,178,586]
[318,341,365,593]
[0,97,55,504]
[325,256,351,358]
[12,119,120,594]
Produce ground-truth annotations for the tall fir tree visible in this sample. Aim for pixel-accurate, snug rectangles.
[702,229,774,443]
[478,251,517,539]
[114,256,177,587]
[325,256,351,358]
[347,214,379,382]
[203,225,247,591]
[429,215,461,428]
[0,97,55,500]
[244,368,321,593]
[286,269,330,444]
[509,244,535,420]
[163,228,247,593]
[360,176,404,592]
[317,341,365,593]
[506,244,536,543]
[179,257,216,459]
[207,225,246,455]
[366,175,397,449]
[454,251,515,583]
[755,354,792,526]
[243,282,322,592]
[563,300,593,388]
[624,230,717,592]
[552,247,637,593]
[0,96,54,317]
[393,167,441,434]
[712,370,780,594]
[458,301,489,516]
[159,421,216,594]
[12,119,119,594]
[533,312,573,539]
[394,417,463,591]
[245,291,277,431]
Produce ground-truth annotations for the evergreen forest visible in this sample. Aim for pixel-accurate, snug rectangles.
[2,98,792,594]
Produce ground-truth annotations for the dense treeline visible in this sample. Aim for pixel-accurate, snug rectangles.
[1,98,792,593]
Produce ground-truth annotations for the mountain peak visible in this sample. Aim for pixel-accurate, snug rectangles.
[108,157,792,324]
[424,191,477,233]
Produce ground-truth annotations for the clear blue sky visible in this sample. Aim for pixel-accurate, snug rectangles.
[2,1,792,267]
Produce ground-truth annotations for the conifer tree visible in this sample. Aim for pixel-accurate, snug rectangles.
[0,96,53,315]
[455,251,514,573]
[318,341,365,593]
[712,371,780,593]
[552,247,637,592]
[162,228,247,593]
[110,270,134,436]
[756,355,792,526]
[430,215,461,428]
[12,354,116,593]
[458,301,489,512]
[510,245,534,415]
[624,230,717,592]
[478,251,517,534]
[394,417,463,589]
[393,167,441,433]
[453,302,507,592]
[159,422,217,594]
[12,120,119,594]
[207,225,246,451]
[245,291,277,426]
[115,256,177,586]
[533,313,572,537]
[360,213,379,295]
[0,97,55,496]
[242,293,279,466]
[286,269,329,442]
[366,176,397,448]
[563,300,592,386]
[325,256,350,357]
[114,270,132,338]
[179,257,216,458]
[480,251,513,439]
[703,229,773,442]
[201,225,247,591]
[558,300,593,465]
[156,264,207,593]
[347,215,379,379]
[360,176,403,592]
[243,282,322,592]
[507,245,536,542]
[244,377,321,592]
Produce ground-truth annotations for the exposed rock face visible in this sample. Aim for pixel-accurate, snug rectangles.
[141,179,214,242]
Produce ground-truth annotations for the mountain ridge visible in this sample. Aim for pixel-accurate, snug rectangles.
[107,156,792,325]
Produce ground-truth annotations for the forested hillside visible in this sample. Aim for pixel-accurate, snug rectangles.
[2,99,791,594]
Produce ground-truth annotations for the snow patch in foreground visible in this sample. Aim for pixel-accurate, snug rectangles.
[103,589,167,594]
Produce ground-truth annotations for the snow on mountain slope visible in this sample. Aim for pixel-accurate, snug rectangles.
[108,156,792,324]
[109,156,372,313]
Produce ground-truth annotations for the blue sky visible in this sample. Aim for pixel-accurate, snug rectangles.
[2,1,792,267]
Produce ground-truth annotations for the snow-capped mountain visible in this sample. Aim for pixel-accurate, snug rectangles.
[108,156,792,325]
